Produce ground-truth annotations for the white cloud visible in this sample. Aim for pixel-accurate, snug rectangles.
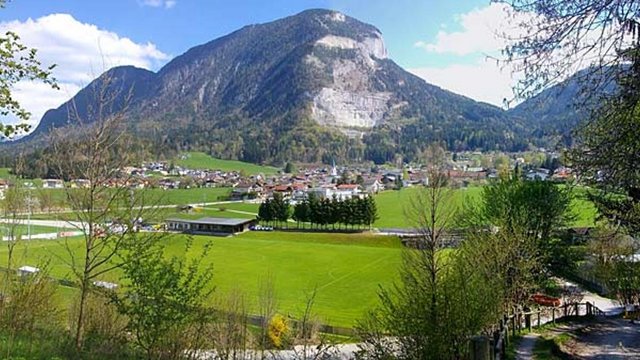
[410,3,532,106]
[415,3,525,55]
[409,59,522,108]
[0,13,169,127]
[140,0,176,9]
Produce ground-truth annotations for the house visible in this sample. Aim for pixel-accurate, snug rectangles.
[307,184,362,201]
[526,169,550,181]
[42,179,64,189]
[336,184,362,198]
[166,217,257,235]
[231,183,263,200]
[159,178,180,189]
[17,266,40,277]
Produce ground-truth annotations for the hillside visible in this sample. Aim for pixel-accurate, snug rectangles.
[174,152,279,175]
[15,9,565,165]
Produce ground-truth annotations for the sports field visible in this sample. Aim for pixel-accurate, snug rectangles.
[0,231,403,328]
[374,186,597,228]
[175,152,280,175]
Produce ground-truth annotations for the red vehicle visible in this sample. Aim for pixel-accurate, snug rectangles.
[531,294,561,307]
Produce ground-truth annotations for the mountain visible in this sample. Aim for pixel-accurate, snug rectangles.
[34,66,156,134]
[509,67,617,147]
[24,9,534,164]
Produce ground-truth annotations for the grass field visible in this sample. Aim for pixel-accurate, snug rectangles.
[175,152,280,175]
[147,187,233,205]
[374,187,483,228]
[374,186,597,229]
[0,168,11,179]
[0,231,403,328]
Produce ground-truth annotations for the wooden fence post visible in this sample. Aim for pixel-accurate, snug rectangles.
[503,316,509,347]
[575,303,579,316]
[469,336,491,360]
[537,311,541,328]
[552,308,556,324]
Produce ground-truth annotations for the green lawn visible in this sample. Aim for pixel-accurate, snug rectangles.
[147,187,233,205]
[175,152,280,175]
[374,187,483,229]
[373,185,597,229]
[0,168,11,179]
[0,231,403,328]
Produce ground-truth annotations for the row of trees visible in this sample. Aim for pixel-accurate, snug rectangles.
[257,192,378,230]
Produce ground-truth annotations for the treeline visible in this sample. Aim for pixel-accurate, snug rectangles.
[258,193,378,230]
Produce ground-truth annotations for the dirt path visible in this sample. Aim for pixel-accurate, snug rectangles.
[565,318,640,359]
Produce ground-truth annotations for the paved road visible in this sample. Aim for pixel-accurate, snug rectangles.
[567,318,640,359]
[556,278,622,315]
[514,278,625,359]
[515,333,539,360]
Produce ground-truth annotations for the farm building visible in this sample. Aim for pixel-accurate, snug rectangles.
[166,217,257,235]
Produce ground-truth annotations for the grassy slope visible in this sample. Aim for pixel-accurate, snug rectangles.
[147,187,233,205]
[175,152,279,175]
[0,232,402,328]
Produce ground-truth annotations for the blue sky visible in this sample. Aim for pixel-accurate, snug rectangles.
[0,0,522,125]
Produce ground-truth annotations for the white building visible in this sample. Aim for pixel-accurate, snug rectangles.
[307,184,362,201]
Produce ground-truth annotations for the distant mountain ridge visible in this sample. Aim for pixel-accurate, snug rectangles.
[19,9,583,164]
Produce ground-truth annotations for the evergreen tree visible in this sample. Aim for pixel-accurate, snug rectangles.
[292,200,309,229]
[258,198,274,226]
[308,193,320,230]
[271,192,290,228]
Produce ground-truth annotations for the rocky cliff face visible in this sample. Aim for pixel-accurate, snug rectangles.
[309,25,393,132]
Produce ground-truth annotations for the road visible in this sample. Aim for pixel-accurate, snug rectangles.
[567,318,640,359]
[515,278,625,359]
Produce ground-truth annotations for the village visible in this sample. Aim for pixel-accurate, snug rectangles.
[0,151,574,206]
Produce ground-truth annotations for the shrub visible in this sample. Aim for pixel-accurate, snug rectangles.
[267,314,289,349]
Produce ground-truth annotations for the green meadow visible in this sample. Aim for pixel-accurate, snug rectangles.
[374,186,597,229]
[175,152,280,175]
[0,231,402,328]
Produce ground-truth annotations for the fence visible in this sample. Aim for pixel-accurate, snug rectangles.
[472,302,605,360]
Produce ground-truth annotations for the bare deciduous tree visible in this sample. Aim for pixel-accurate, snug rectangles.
[48,72,162,350]
[499,0,640,100]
